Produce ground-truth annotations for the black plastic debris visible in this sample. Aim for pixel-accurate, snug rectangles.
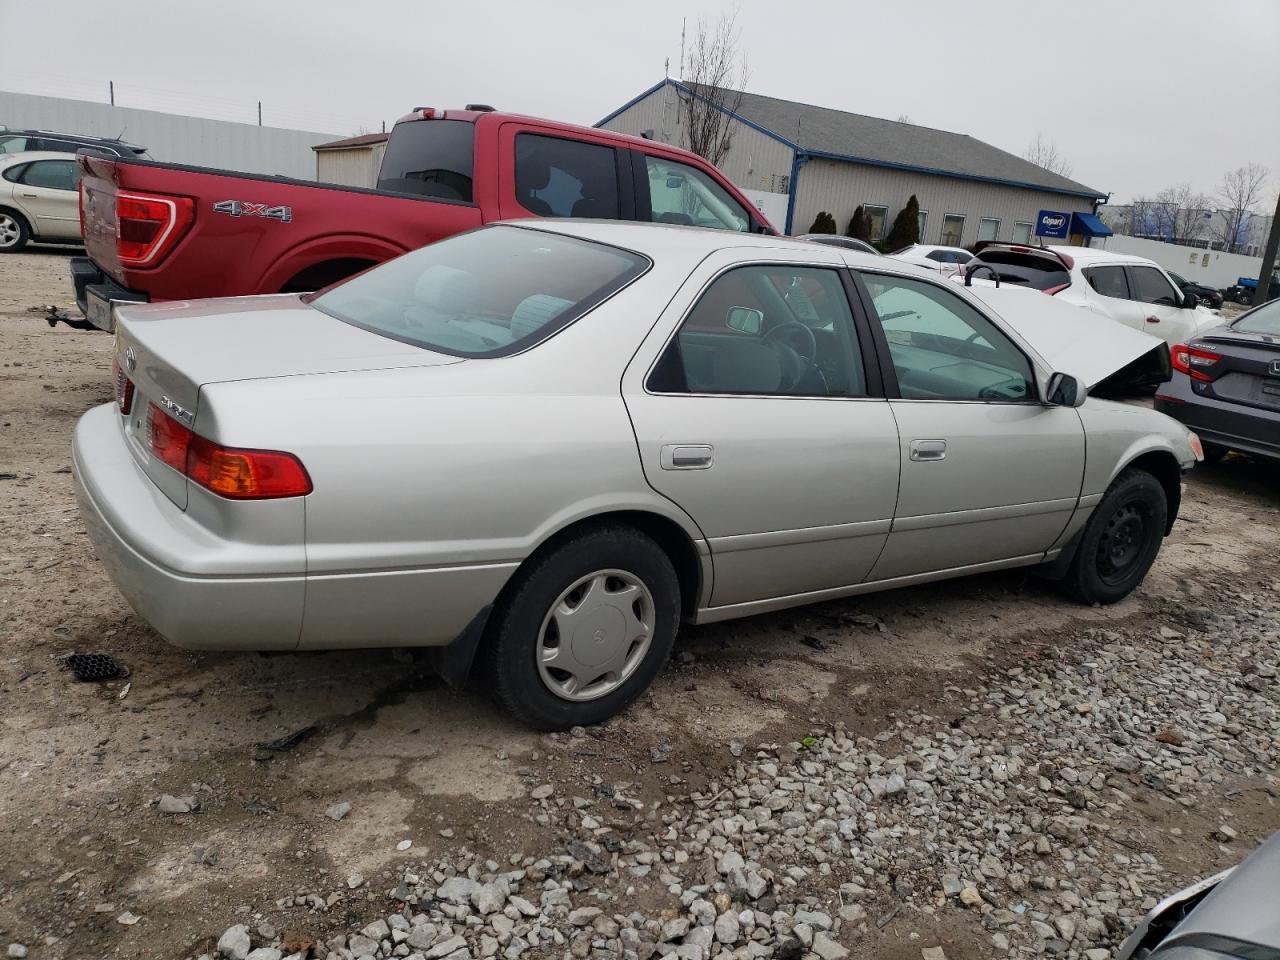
[66,654,130,682]
[253,725,316,760]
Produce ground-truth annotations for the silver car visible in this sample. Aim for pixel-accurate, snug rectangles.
[0,151,83,252]
[74,221,1200,729]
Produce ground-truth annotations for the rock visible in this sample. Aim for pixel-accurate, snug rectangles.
[1054,917,1076,941]
[1214,825,1238,842]
[714,911,740,944]
[1084,951,1111,960]
[245,950,282,960]
[437,877,480,904]
[158,794,194,814]
[959,887,984,908]
[569,907,602,927]
[812,933,849,960]
[218,924,252,960]
[473,881,507,915]
[531,784,555,800]
[424,937,468,959]
[921,949,948,960]
[117,911,141,925]
[717,851,745,875]
[361,919,391,940]
[662,917,691,941]
[347,935,379,956]
[8,946,29,960]
[396,839,413,851]
[838,904,866,923]
[324,801,351,821]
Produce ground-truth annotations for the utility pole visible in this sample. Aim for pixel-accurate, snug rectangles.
[257,101,262,126]
[678,17,686,79]
[109,81,114,106]
[1252,190,1280,306]
[381,120,386,134]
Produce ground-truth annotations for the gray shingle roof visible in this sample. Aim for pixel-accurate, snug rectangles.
[686,83,1105,199]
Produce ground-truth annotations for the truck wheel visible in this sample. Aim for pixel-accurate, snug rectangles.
[482,525,680,731]
[1064,469,1167,605]
[0,211,29,252]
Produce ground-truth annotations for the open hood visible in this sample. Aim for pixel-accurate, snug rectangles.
[963,284,1170,393]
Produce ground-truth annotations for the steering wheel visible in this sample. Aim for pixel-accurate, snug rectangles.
[762,321,819,391]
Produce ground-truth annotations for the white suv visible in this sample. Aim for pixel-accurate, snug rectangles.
[890,244,973,277]
[960,244,1219,346]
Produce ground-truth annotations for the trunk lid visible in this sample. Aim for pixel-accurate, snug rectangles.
[962,283,1169,391]
[80,154,124,282]
[1193,326,1280,412]
[112,295,462,508]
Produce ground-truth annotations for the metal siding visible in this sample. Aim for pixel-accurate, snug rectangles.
[0,91,338,179]
[598,86,794,199]
[316,147,379,188]
[792,158,1093,242]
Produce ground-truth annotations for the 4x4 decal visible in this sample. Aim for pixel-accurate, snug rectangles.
[213,200,292,223]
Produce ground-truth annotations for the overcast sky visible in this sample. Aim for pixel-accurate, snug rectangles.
[2,0,1276,205]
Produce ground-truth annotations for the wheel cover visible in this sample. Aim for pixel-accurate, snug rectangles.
[1096,501,1149,586]
[0,215,18,247]
[535,568,655,702]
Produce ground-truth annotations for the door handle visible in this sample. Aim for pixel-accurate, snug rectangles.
[909,439,947,462]
[1145,316,1160,324]
[660,444,713,470]
[20,193,37,198]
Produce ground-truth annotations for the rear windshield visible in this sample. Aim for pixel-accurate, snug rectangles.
[309,226,649,357]
[968,250,1069,290]
[1234,298,1280,336]
[377,119,475,202]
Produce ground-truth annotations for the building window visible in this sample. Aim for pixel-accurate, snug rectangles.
[977,218,1000,242]
[917,210,928,242]
[941,214,965,247]
[864,204,888,241]
[1012,221,1033,244]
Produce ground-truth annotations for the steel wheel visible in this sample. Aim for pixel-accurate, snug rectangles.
[0,213,22,249]
[1095,502,1149,586]
[536,568,655,702]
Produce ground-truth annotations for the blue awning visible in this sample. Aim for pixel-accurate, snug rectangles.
[1070,212,1112,237]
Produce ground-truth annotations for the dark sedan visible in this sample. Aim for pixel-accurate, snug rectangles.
[1155,297,1280,462]
[1167,271,1224,309]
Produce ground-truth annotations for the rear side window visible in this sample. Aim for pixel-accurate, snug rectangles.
[377,119,475,202]
[0,136,32,154]
[643,155,750,232]
[20,160,79,191]
[1130,266,1179,306]
[1,162,28,183]
[309,225,647,357]
[970,250,1068,290]
[1234,300,1280,336]
[515,134,619,219]
[1086,265,1129,299]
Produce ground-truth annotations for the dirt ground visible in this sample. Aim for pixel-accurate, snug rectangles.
[1,247,1278,959]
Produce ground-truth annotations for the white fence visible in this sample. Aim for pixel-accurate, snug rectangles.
[0,91,339,180]
[1095,234,1269,289]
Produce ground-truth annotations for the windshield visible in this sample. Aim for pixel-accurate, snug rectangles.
[968,250,1069,290]
[1233,298,1280,336]
[377,119,475,202]
[309,226,649,357]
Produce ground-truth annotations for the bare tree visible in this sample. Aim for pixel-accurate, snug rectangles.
[1151,183,1212,245]
[677,11,749,168]
[1023,132,1073,179]
[1214,163,1270,253]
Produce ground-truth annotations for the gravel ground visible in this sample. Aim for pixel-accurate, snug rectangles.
[1,249,1277,960]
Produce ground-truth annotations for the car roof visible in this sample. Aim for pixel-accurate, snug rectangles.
[4,128,140,148]
[0,150,86,165]
[1045,244,1160,267]
[510,219,888,268]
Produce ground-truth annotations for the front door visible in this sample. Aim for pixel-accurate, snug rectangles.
[855,270,1085,581]
[623,252,900,610]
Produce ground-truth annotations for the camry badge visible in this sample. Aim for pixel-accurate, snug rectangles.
[159,395,194,425]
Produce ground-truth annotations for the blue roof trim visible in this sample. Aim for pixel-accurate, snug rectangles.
[1070,211,1113,237]
[598,80,1105,202]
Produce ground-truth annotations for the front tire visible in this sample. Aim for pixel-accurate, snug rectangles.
[1064,469,1167,604]
[0,210,30,253]
[483,525,680,731]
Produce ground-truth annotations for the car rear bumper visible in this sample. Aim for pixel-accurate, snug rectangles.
[70,257,148,332]
[74,403,517,652]
[1156,378,1280,461]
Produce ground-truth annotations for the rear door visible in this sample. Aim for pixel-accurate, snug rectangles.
[1083,264,1146,330]
[854,269,1084,581]
[1127,264,1189,337]
[622,248,900,611]
[11,158,80,238]
[497,124,635,222]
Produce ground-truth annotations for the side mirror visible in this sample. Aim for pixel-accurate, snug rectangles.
[726,306,763,335]
[1046,372,1087,408]
[1182,292,1199,309]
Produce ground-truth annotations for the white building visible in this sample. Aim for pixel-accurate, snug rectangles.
[313,132,389,188]
[598,80,1109,245]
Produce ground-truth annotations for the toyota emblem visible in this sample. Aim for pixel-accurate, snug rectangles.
[125,346,137,372]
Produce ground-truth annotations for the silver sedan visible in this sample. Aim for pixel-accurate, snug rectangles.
[74,221,1201,729]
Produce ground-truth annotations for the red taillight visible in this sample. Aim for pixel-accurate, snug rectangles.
[1043,282,1071,295]
[116,191,194,267]
[1170,343,1221,382]
[112,357,135,414]
[1057,252,1074,269]
[146,403,311,499]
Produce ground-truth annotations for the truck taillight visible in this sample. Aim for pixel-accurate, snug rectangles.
[1171,343,1221,382]
[116,192,194,267]
[146,403,312,499]
[112,357,134,414]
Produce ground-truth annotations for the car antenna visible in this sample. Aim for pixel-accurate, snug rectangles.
[116,126,128,141]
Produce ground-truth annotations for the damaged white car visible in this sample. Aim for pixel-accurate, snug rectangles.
[74,221,1200,729]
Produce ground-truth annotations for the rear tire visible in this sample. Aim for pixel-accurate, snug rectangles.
[482,525,680,731]
[0,210,29,253]
[1064,469,1167,605]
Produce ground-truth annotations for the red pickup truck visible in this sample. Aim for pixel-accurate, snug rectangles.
[69,106,775,331]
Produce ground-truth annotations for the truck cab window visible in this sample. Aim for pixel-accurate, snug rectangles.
[377,119,475,202]
[514,134,619,219]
